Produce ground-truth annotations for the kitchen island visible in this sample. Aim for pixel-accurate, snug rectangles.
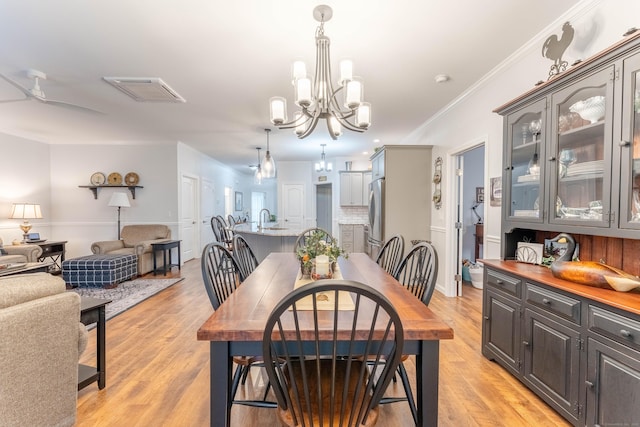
[232,222,304,262]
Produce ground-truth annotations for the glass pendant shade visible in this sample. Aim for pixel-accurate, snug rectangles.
[294,112,307,136]
[328,116,342,137]
[339,59,353,83]
[254,147,263,184]
[344,78,362,109]
[262,128,276,179]
[356,102,371,128]
[269,97,287,125]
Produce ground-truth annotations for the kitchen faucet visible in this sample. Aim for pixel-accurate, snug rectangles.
[258,208,271,230]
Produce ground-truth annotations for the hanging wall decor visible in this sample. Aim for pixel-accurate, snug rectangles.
[433,157,443,209]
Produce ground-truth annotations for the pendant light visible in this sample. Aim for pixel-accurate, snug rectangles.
[315,144,333,172]
[254,147,263,184]
[262,128,276,178]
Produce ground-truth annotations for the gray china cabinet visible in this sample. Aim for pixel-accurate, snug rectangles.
[487,30,640,427]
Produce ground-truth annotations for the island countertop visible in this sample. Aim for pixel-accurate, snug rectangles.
[232,222,304,237]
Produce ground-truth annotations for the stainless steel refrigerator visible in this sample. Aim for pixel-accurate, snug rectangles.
[367,177,384,260]
[366,145,432,261]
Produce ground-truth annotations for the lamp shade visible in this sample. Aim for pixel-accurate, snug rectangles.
[108,192,131,208]
[9,203,42,219]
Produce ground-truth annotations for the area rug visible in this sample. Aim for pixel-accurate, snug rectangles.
[71,277,184,328]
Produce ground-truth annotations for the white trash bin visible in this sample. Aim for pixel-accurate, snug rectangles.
[469,265,484,289]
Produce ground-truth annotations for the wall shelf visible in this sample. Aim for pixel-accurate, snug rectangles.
[79,185,143,199]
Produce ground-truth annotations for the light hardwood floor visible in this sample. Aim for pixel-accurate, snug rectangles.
[76,258,571,426]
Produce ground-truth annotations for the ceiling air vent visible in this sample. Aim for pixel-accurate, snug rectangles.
[102,77,186,102]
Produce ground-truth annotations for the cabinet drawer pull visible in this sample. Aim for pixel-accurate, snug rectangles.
[483,316,489,320]
[585,380,594,389]
[620,329,632,338]
[522,340,530,346]
[548,156,556,161]
[542,298,551,305]
[496,279,503,285]
[619,140,631,147]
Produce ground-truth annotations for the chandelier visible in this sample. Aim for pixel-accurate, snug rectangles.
[269,5,371,140]
[262,128,276,179]
[315,144,333,172]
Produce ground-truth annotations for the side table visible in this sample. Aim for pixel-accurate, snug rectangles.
[79,296,111,390]
[29,240,67,274]
[151,240,181,276]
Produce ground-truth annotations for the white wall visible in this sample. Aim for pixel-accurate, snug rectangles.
[0,135,52,244]
[48,143,178,258]
[420,0,640,295]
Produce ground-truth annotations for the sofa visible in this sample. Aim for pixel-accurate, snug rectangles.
[91,224,172,275]
[0,237,43,264]
[0,272,88,427]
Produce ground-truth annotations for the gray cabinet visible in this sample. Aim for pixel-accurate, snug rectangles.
[339,172,365,206]
[371,150,385,179]
[482,260,640,427]
[483,286,522,376]
[495,32,640,255]
[586,336,640,426]
[339,224,365,253]
[522,308,581,423]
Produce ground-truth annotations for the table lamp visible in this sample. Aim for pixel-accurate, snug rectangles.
[108,192,131,240]
[9,203,43,241]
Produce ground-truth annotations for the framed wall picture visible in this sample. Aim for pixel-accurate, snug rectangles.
[234,192,243,212]
[476,187,484,203]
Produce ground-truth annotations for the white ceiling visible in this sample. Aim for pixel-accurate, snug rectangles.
[0,0,581,173]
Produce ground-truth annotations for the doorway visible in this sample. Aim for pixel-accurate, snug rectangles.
[452,144,485,296]
[316,183,332,232]
[180,174,200,262]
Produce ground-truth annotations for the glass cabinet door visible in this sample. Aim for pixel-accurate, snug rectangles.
[549,67,614,227]
[504,99,546,223]
[620,52,640,230]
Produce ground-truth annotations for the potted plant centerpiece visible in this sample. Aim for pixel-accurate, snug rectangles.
[296,230,348,279]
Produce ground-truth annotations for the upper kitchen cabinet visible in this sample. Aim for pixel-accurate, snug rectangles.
[340,171,365,206]
[371,150,385,179]
[495,30,640,245]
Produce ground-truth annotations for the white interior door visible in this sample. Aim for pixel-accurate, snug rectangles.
[455,156,464,296]
[282,184,304,229]
[200,178,215,249]
[180,174,199,261]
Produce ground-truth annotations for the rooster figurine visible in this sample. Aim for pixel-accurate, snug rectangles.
[542,21,574,79]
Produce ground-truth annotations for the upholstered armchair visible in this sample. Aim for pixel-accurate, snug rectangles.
[0,237,43,264]
[0,272,88,427]
[91,224,172,275]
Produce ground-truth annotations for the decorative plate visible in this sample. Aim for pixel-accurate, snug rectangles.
[90,172,106,186]
[124,172,139,185]
[108,172,123,185]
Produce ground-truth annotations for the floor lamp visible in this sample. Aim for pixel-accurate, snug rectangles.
[108,192,131,240]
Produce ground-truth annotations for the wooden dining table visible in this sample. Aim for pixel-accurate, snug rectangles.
[197,252,454,427]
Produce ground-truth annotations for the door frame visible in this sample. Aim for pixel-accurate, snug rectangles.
[444,136,487,297]
[180,173,200,262]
